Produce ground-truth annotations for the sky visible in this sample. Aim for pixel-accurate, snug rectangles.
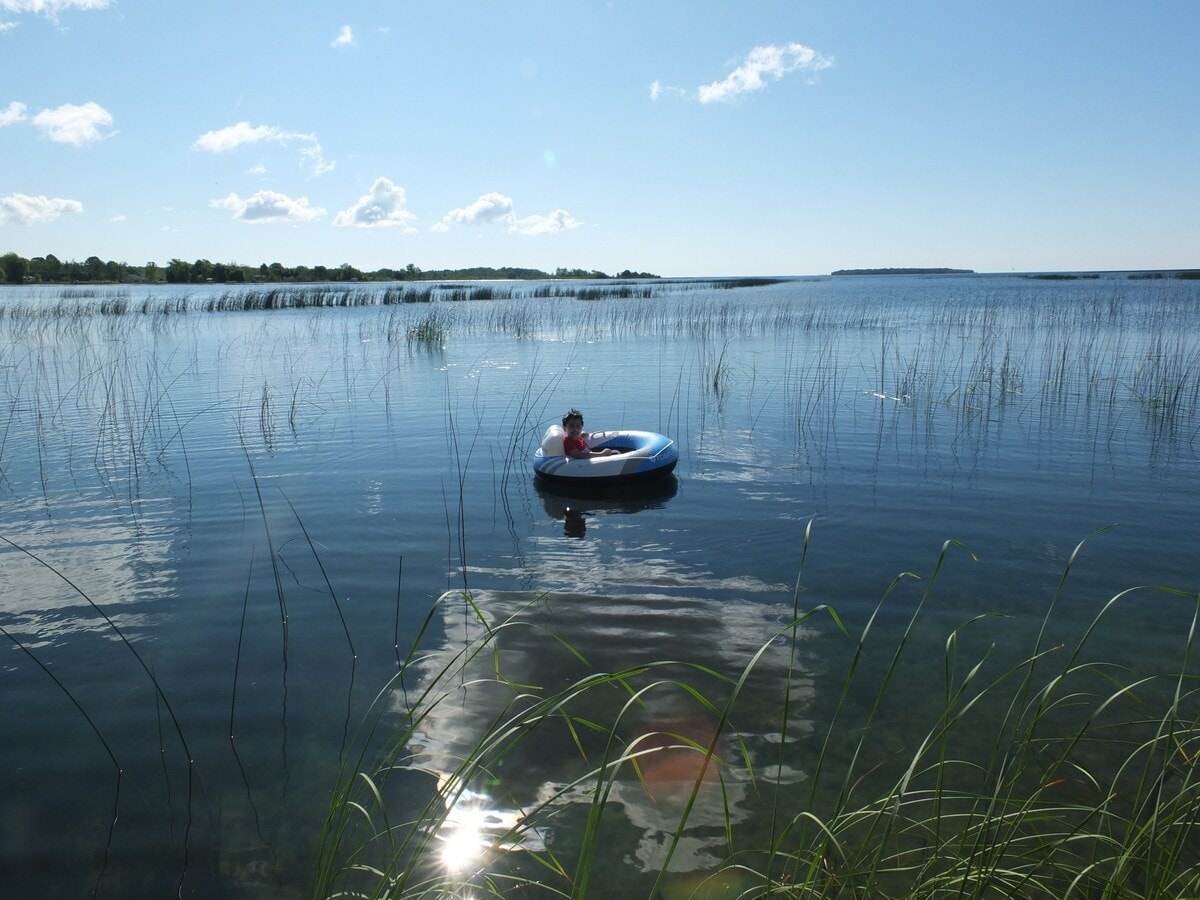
[1,1,1198,278]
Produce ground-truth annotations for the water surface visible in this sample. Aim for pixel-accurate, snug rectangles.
[1,274,1198,896]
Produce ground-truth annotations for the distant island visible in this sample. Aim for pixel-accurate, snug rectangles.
[830,267,1200,281]
[830,267,975,276]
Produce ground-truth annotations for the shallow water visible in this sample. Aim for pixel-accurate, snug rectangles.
[1,274,1198,897]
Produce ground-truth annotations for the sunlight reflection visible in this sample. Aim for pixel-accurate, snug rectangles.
[404,588,817,883]
[434,782,545,879]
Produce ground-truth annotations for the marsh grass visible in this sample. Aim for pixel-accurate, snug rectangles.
[404,306,452,350]
[703,339,733,398]
[6,280,1200,452]
[3,276,1198,502]
[1130,334,1200,436]
[311,533,1200,899]
[0,277,777,321]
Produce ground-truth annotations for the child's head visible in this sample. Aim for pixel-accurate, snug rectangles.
[562,408,584,429]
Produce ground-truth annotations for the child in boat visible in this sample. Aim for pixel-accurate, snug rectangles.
[562,408,619,458]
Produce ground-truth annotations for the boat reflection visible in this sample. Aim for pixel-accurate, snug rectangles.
[398,587,815,894]
[536,474,678,538]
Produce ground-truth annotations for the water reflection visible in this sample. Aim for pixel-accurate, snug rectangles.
[0,493,179,644]
[536,475,678,539]
[435,782,545,878]
[400,588,816,892]
[5,277,1199,895]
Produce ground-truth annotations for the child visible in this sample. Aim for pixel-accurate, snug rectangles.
[561,408,618,458]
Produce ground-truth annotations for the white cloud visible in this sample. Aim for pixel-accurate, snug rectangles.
[211,190,325,223]
[31,101,114,144]
[331,24,354,48]
[300,143,335,176]
[334,177,416,229]
[0,100,26,126]
[510,209,581,236]
[648,80,687,102]
[0,20,17,32]
[431,192,579,236]
[193,120,333,177]
[0,0,109,21]
[192,121,307,152]
[431,192,514,232]
[0,192,83,224]
[698,42,832,103]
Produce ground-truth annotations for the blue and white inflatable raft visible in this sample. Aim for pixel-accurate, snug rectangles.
[532,425,678,486]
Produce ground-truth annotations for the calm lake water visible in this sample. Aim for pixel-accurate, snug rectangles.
[2,274,1199,897]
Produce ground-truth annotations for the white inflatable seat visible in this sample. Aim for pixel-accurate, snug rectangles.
[540,425,566,457]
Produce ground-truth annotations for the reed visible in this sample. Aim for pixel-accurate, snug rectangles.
[5,277,1200,492]
[703,339,733,397]
[0,277,773,321]
[405,306,452,350]
[310,535,1200,899]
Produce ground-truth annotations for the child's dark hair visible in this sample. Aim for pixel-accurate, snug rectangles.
[562,408,583,427]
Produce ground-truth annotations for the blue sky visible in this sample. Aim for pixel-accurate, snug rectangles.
[2,1,1197,277]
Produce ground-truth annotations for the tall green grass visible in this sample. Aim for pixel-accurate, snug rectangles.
[310,534,1200,899]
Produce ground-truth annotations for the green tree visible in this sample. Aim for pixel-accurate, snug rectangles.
[0,252,25,284]
[191,258,213,283]
[166,258,192,283]
[41,254,64,282]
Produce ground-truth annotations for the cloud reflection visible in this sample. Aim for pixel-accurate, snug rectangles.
[398,588,817,887]
[0,495,177,646]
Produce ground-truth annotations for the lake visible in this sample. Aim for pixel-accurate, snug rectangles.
[2,273,1199,897]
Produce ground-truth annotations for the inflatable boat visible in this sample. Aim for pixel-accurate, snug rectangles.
[533,425,678,485]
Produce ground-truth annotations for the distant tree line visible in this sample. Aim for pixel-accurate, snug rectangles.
[0,251,658,286]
